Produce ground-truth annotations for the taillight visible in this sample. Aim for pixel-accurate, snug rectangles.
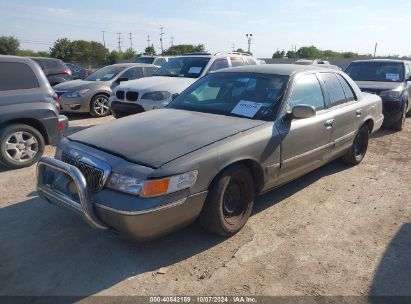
[59,69,72,75]
[58,120,64,133]
[53,93,61,112]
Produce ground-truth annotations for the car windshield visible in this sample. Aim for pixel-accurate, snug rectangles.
[345,62,405,82]
[154,57,210,78]
[168,72,289,120]
[85,66,125,81]
[134,57,155,64]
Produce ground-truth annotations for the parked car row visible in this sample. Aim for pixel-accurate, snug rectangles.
[1,52,410,242]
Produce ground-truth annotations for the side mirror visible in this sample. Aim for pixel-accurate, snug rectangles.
[291,105,316,119]
[116,77,129,83]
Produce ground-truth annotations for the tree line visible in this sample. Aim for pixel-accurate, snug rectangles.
[0,35,206,67]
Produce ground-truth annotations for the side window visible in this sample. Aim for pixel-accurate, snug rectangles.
[406,64,411,80]
[209,58,229,72]
[154,58,167,66]
[289,74,325,110]
[336,74,356,102]
[121,67,144,80]
[144,67,158,76]
[320,73,347,107]
[0,62,39,91]
[230,57,245,67]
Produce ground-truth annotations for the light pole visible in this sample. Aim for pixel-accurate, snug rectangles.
[246,34,253,54]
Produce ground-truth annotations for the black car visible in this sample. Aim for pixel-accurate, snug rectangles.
[0,55,68,169]
[345,59,411,131]
[30,57,73,86]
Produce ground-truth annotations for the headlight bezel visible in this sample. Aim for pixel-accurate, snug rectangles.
[105,170,198,198]
[141,91,171,101]
[65,89,91,99]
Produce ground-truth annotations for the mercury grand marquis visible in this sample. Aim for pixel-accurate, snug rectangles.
[36,65,384,240]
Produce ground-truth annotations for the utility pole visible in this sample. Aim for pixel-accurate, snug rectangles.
[374,42,378,58]
[147,35,151,48]
[160,26,165,55]
[170,36,174,47]
[246,34,253,54]
[101,31,106,48]
[117,32,122,52]
[232,43,236,52]
[129,32,133,51]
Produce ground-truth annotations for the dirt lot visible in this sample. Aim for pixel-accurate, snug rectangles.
[0,114,410,297]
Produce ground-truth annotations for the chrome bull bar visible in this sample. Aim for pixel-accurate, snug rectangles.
[37,157,108,230]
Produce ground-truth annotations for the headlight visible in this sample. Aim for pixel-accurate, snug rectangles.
[141,91,171,101]
[380,90,401,100]
[106,170,198,197]
[66,89,90,98]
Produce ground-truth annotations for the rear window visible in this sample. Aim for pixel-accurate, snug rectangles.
[134,57,155,64]
[0,62,39,91]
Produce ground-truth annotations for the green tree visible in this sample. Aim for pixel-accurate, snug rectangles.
[144,45,156,56]
[164,44,206,55]
[286,50,297,59]
[323,50,341,58]
[49,38,73,61]
[17,49,49,57]
[272,50,285,58]
[296,46,323,59]
[122,48,137,60]
[108,50,122,64]
[342,51,359,59]
[0,36,20,55]
[236,48,246,53]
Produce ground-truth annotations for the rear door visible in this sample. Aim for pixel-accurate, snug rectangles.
[278,73,335,182]
[318,72,360,156]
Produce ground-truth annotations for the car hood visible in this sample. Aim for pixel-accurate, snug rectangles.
[118,76,196,94]
[355,81,404,91]
[68,109,265,168]
[53,79,108,91]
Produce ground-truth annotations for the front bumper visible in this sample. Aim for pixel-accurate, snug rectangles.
[381,100,403,125]
[111,101,145,118]
[37,157,207,240]
[59,95,90,113]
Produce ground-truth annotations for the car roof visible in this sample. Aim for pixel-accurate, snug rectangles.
[29,57,62,62]
[110,63,158,68]
[215,64,333,76]
[351,59,411,64]
[0,55,37,63]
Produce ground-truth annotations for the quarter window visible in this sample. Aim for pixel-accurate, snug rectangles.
[320,73,347,106]
[289,74,325,110]
[0,62,39,91]
[121,67,144,80]
[336,74,356,102]
[230,57,245,67]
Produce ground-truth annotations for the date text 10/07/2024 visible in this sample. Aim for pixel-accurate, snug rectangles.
[149,296,258,303]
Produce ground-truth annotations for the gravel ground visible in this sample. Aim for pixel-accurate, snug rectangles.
[0,114,410,297]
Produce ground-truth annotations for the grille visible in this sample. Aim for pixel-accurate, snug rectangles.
[126,91,139,101]
[62,153,105,192]
[116,90,125,100]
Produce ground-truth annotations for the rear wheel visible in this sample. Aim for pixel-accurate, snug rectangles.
[342,124,369,165]
[392,103,407,131]
[90,94,111,117]
[199,164,254,237]
[0,124,45,169]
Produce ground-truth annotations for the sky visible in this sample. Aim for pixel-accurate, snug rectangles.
[0,0,410,58]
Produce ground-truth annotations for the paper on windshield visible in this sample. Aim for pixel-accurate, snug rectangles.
[231,100,263,118]
[386,73,400,81]
[188,67,202,74]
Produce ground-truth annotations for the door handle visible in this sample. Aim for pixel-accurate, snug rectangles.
[324,119,335,129]
[356,109,363,117]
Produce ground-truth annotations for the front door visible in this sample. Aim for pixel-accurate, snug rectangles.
[277,73,334,184]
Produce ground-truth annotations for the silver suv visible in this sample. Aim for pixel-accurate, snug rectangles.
[110,52,259,118]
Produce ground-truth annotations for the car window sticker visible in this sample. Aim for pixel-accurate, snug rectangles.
[188,67,202,74]
[386,73,400,81]
[231,100,263,118]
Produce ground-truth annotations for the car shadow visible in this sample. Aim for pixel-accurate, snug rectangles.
[370,128,398,139]
[0,159,351,297]
[369,223,411,298]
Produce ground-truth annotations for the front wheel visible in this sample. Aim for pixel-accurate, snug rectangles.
[392,103,407,131]
[0,124,45,169]
[199,164,254,237]
[90,94,111,117]
[342,124,369,165]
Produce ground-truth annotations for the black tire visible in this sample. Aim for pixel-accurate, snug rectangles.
[0,124,45,169]
[199,164,254,237]
[392,103,407,131]
[90,94,111,117]
[342,124,369,165]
